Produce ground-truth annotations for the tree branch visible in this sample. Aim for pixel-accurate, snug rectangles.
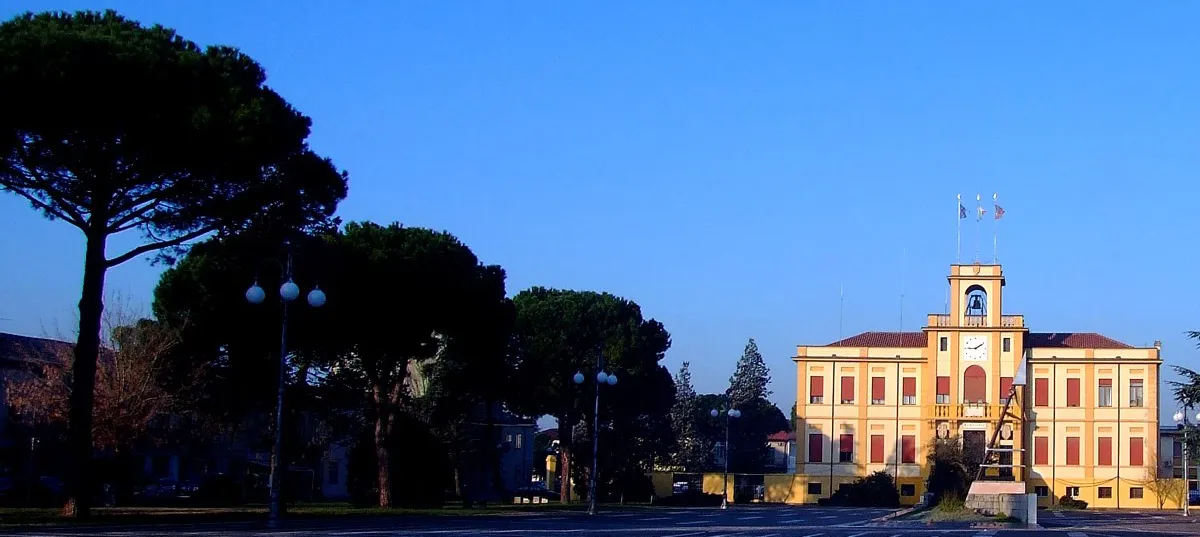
[3,186,86,229]
[106,226,215,267]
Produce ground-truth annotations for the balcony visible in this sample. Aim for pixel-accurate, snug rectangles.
[926,314,1024,328]
[931,404,1010,420]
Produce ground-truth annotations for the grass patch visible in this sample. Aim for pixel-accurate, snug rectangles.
[0,502,592,527]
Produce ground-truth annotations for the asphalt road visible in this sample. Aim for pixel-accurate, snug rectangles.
[4,506,1199,537]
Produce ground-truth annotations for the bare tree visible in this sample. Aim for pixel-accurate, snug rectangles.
[1145,451,1185,510]
[5,294,200,451]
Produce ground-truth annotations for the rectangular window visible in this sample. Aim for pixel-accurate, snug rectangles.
[1002,337,1011,352]
[1130,379,1144,407]
[1000,376,1013,404]
[1130,487,1144,499]
[1067,486,1080,498]
[1034,378,1049,407]
[936,376,950,405]
[902,435,916,463]
[940,337,948,351]
[1066,378,1081,407]
[870,435,885,463]
[900,484,915,497]
[839,434,854,463]
[840,376,855,404]
[1130,437,1144,467]
[902,377,917,405]
[810,375,824,404]
[808,434,823,463]
[871,377,885,405]
[515,434,523,449]
[1035,486,1049,497]
[1066,437,1080,466]
[1098,437,1112,466]
[1098,487,1112,499]
[1098,378,1112,408]
[807,482,821,494]
[1035,436,1049,465]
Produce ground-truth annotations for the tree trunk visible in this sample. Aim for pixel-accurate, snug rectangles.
[63,231,108,519]
[374,412,393,508]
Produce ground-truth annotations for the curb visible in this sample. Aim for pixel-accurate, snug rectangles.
[870,506,916,523]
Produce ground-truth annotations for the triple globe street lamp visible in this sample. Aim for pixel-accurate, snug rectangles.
[1172,409,1200,517]
[573,357,618,516]
[245,239,325,528]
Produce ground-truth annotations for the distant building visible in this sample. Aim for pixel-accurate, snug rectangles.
[793,264,1164,508]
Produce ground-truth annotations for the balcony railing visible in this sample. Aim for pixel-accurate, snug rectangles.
[932,404,1009,420]
[927,314,1024,328]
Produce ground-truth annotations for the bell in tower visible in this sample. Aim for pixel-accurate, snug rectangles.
[966,289,988,316]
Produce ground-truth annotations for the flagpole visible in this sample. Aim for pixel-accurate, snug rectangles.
[956,194,962,264]
[975,194,982,262]
[992,193,999,263]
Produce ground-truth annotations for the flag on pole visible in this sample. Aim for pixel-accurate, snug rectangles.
[994,204,1005,219]
[959,203,967,219]
[976,194,986,221]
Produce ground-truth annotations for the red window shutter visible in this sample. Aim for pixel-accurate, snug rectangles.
[1130,437,1144,467]
[1066,378,1080,407]
[810,376,824,397]
[841,377,855,402]
[902,377,916,397]
[936,376,950,396]
[901,435,916,463]
[1098,437,1112,466]
[1034,437,1049,465]
[870,435,884,463]
[1034,378,1049,407]
[871,377,885,401]
[1000,377,1013,399]
[839,434,854,454]
[1066,437,1080,465]
[1099,378,1112,387]
[808,434,822,463]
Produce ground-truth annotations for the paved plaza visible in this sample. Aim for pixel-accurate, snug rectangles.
[3,506,1199,537]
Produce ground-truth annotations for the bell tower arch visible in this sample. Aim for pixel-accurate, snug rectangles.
[948,263,1005,327]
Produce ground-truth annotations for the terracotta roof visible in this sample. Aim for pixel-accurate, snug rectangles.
[827,331,927,348]
[767,430,795,442]
[0,332,71,367]
[1026,332,1132,349]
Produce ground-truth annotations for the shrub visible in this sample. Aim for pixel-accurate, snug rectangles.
[926,437,972,503]
[1057,495,1088,509]
[823,471,901,507]
[657,489,723,507]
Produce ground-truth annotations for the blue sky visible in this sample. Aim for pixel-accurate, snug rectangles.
[2,1,1199,424]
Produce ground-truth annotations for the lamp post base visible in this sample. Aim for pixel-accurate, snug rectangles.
[720,498,727,510]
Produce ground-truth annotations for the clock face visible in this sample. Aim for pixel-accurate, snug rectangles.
[962,335,988,361]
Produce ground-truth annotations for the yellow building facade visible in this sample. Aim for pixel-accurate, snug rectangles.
[791,264,1165,508]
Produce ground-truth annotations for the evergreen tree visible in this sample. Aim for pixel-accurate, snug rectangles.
[729,338,771,408]
[669,362,710,471]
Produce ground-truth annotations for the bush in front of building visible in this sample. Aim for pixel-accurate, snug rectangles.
[655,489,724,507]
[820,471,901,507]
[926,437,972,504]
[1057,495,1088,509]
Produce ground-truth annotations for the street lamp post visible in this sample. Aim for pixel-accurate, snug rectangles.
[1174,409,1200,517]
[245,239,326,528]
[572,353,617,516]
[710,404,741,509]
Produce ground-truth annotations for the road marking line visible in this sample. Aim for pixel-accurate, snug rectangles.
[801,534,824,537]
[664,533,705,537]
[640,517,671,521]
[783,518,806,523]
[759,533,780,537]
[1068,533,1088,537]
[738,515,764,520]
[679,520,706,525]
[847,533,870,537]
[820,515,839,519]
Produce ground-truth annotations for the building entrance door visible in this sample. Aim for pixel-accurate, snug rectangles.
[963,430,987,468]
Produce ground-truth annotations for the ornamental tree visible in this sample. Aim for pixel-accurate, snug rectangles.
[0,10,347,517]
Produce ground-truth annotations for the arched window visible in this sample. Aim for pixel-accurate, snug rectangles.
[963,365,987,403]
